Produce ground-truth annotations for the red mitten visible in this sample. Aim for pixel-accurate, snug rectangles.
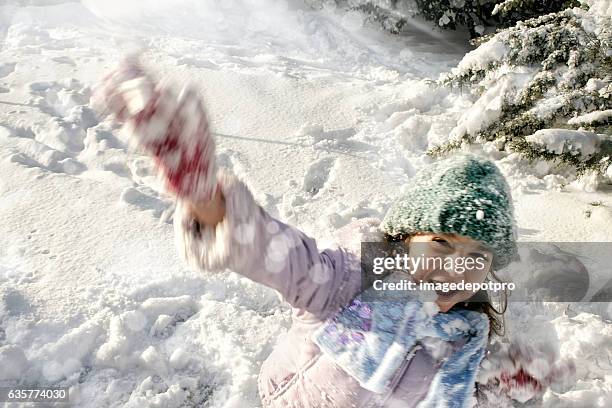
[94,56,218,202]
[478,340,576,403]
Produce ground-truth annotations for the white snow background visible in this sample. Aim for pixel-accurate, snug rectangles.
[0,0,611,407]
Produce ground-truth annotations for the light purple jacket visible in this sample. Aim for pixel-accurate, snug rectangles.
[173,171,468,408]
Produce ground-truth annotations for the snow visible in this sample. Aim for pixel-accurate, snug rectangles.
[583,0,612,21]
[0,1,611,407]
[448,66,534,141]
[525,129,604,157]
[0,345,29,381]
[581,0,612,38]
[452,38,508,74]
[568,109,612,125]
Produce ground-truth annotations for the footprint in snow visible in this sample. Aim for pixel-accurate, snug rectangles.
[127,157,157,185]
[279,156,336,221]
[24,79,97,155]
[9,151,85,175]
[303,156,336,197]
[28,78,92,119]
[83,125,124,153]
[5,130,87,175]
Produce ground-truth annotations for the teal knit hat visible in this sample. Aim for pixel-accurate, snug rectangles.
[380,153,518,270]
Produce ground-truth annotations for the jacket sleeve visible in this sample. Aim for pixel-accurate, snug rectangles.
[173,170,360,317]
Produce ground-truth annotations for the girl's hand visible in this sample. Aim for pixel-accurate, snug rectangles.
[186,190,226,227]
[478,340,576,403]
[94,56,218,202]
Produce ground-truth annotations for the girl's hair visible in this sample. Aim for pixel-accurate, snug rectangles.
[383,233,507,338]
[455,282,507,338]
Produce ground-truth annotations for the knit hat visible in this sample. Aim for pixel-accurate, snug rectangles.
[380,154,518,270]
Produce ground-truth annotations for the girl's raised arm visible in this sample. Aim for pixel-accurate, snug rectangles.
[95,57,358,317]
[174,170,360,318]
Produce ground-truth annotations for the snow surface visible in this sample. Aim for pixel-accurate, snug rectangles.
[0,1,611,407]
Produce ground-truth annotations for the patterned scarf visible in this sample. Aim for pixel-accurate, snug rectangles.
[313,289,489,408]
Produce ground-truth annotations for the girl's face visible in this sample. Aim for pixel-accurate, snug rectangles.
[405,233,493,312]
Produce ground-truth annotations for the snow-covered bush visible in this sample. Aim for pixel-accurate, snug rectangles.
[428,0,612,177]
[304,1,579,36]
[415,0,580,37]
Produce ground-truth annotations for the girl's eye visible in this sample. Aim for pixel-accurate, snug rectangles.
[432,237,451,248]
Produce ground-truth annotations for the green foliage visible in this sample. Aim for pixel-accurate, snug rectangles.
[428,5,612,176]
[343,1,410,34]
[305,1,581,37]
[304,1,611,177]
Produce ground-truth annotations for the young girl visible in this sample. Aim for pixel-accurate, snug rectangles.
[176,154,511,408]
[97,58,571,408]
